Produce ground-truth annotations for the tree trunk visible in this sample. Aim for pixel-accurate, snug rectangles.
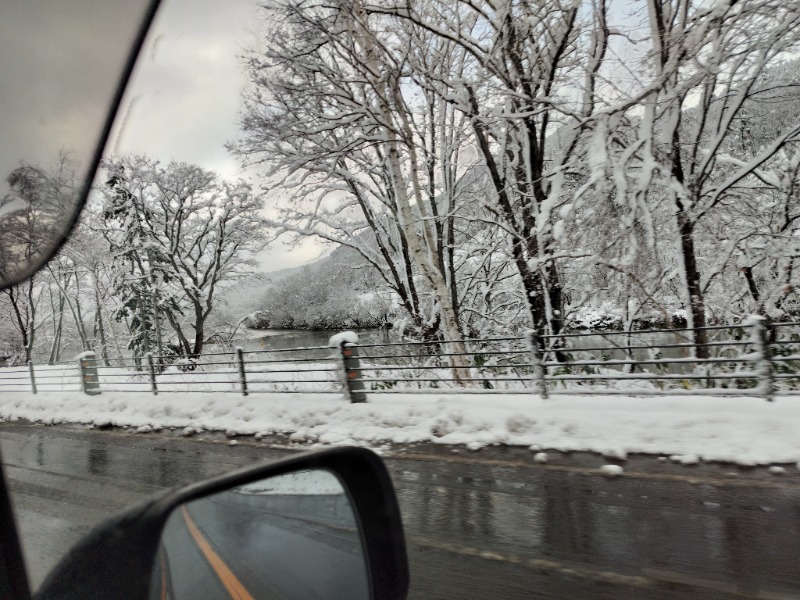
[676,211,709,358]
[467,101,554,340]
[94,283,110,366]
[75,293,89,351]
[49,298,64,365]
[23,279,35,364]
[384,139,469,382]
[191,302,205,357]
[48,269,89,351]
[98,286,125,364]
[741,266,760,306]
[165,311,191,357]
[350,0,469,383]
[5,287,31,364]
[47,285,64,365]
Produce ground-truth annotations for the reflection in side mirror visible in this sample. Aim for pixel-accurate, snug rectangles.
[150,470,370,600]
[0,159,82,285]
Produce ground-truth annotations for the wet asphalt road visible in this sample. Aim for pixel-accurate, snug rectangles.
[2,422,800,599]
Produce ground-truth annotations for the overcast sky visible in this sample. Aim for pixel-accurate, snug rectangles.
[109,0,324,272]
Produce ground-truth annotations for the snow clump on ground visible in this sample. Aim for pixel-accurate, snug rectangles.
[600,465,624,477]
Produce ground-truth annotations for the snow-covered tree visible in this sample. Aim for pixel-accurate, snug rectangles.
[0,153,81,362]
[237,0,481,380]
[232,0,800,355]
[100,156,267,358]
[365,0,618,346]
[637,0,800,355]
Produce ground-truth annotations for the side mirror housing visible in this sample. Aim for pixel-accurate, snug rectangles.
[33,447,408,600]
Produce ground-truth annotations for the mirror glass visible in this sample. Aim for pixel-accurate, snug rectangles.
[0,1,154,287]
[150,469,370,599]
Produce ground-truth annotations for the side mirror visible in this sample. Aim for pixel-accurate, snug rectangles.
[34,447,408,600]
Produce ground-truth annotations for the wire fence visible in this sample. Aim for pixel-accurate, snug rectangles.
[2,318,799,401]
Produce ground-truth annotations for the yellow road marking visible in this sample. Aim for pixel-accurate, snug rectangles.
[160,551,168,600]
[181,505,255,600]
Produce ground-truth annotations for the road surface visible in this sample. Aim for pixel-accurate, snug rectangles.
[2,423,800,599]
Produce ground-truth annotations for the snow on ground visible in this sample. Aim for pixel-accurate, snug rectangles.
[1,390,799,467]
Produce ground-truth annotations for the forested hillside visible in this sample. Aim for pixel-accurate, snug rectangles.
[247,245,395,330]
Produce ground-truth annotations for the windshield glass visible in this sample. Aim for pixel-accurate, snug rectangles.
[2,0,800,598]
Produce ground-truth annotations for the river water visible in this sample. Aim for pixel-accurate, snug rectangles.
[236,327,763,379]
[239,327,751,360]
[239,328,394,353]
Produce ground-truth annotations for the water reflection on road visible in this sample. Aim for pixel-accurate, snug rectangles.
[392,460,800,597]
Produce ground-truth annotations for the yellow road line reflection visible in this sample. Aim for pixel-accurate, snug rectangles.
[181,505,255,600]
[160,550,169,600]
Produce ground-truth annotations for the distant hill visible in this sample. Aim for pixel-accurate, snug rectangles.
[217,251,330,317]
[238,245,393,330]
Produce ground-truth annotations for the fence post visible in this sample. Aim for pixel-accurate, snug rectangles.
[340,342,367,403]
[749,316,773,402]
[526,330,549,399]
[146,352,158,396]
[77,352,101,396]
[235,347,248,396]
[28,361,37,395]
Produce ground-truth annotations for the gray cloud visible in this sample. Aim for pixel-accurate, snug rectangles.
[1,0,337,273]
[112,0,324,272]
[110,0,261,178]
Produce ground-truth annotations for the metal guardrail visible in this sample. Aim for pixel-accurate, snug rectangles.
[2,319,799,402]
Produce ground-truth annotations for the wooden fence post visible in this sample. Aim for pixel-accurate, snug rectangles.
[28,361,37,395]
[146,353,158,396]
[340,342,367,403]
[235,347,248,396]
[526,330,549,399]
[77,352,101,396]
